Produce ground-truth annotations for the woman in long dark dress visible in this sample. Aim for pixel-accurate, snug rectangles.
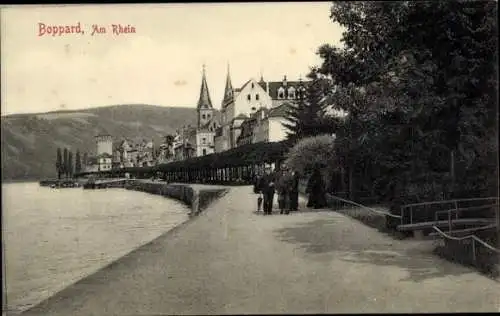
[306,167,327,209]
[289,170,300,211]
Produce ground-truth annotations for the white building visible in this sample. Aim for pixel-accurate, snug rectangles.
[215,73,308,152]
[97,153,113,171]
[84,134,113,172]
[236,102,294,146]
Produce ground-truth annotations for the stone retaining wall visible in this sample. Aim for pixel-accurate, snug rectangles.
[123,180,227,216]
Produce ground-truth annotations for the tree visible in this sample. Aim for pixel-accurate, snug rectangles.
[165,134,176,159]
[82,152,88,168]
[55,148,63,179]
[63,148,69,178]
[315,1,498,202]
[75,150,82,174]
[283,71,339,143]
[68,151,73,178]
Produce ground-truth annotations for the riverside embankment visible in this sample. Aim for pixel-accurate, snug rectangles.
[122,180,228,216]
[80,179,228,216]
[22,185,499,315]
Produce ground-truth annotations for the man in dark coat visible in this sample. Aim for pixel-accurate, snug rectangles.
[276,165,292,214]
[253,171,264,211]
[257,166,276,215]
[289,170,300,212]
[306,167,327,209]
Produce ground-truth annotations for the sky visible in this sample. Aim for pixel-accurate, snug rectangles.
[1,3,344,115]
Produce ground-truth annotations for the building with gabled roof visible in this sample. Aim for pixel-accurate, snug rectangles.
[215,66,275,153]
[97,152,113,171]
[261,75,308,108]
[215,70,308,153]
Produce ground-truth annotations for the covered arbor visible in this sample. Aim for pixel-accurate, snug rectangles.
[74,141,290,184]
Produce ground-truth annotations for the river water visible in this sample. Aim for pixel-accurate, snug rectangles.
[2,182,190,315]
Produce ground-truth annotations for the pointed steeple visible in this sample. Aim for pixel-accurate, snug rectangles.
[222,63,234,106]
[197,64,213,110]
[258,70,267,92]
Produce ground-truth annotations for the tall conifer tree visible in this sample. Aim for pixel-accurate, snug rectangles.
[63,148,69,178]
[68,151,73,178]
[56,148,63,179]
[75,150,82,174]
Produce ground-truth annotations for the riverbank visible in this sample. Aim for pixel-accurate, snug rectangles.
[2,178,40,184]
[82,179,228,216]
[22,185,500,315]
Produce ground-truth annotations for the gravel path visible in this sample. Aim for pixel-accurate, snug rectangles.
[23,185,499,315]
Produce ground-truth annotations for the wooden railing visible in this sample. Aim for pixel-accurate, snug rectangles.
[400,197,499,226]
[432,226,499,272]
[325,194,402,219]
[433,203,499,233]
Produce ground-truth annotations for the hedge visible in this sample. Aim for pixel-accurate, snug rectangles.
[75,141,290,177]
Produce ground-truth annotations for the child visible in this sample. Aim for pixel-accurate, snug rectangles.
[257,194,263,211]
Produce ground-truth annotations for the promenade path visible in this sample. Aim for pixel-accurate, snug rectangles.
[23,185,499,315]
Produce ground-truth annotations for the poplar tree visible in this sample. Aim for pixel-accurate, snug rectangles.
[63,148,69,178]
[83,152,88,167]
[68,151,73,178]
[55,148,63,179]
[75,150,82,174]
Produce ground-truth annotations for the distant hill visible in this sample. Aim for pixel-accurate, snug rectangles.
[1,104,219,181]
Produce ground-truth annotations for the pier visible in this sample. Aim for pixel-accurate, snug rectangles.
[22,184,500,315]
[39,179,82,188]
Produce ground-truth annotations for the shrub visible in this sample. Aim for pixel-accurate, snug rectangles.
[285,134,336,182]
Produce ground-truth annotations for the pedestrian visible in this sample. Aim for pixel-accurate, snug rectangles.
[289,169,300,212]
[257,166,276,215]
[276,165,291,214]
[306,165,327,209]
[253,171,264,212]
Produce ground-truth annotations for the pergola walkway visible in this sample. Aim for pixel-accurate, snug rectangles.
[23,186,499,315]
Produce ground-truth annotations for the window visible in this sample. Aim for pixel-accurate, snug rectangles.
[202,137,206,144]
[202,114,206,119]
[247,94,251,101]
[251,83,254,89]
[203,149,207,156]
[277,87,285,99]
[256,94,259,100]
[207,113,211,119]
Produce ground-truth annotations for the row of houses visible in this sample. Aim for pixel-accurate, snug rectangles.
[83,135,174,173]
[83,64,330,172]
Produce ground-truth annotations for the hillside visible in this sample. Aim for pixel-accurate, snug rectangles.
[1,104,219,181]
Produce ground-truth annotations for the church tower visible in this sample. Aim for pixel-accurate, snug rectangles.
[222,63,234,107]
[197,64,214,128]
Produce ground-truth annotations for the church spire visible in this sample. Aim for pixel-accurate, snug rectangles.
[222,63,234,106]
[197,64,213,110]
